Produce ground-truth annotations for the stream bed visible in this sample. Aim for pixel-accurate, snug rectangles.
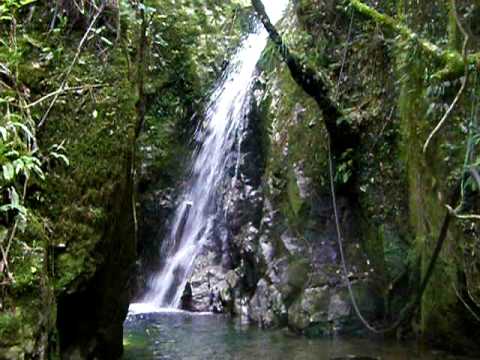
[123,310,467,360]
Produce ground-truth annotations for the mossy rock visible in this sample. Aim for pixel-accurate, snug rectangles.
[288,286,331,334]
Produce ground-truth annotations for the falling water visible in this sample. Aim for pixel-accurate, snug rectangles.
[140,1,288,309]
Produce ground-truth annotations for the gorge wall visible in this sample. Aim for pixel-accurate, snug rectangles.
[0,1,247,359]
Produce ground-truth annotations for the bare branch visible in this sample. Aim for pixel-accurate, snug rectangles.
[25,84,104,109]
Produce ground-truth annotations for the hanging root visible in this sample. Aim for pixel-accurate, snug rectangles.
[327,132,462,334]
[423,0,470,154]
[452,282,480,323]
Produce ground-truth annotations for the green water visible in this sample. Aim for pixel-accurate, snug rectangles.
[123,311,467,360]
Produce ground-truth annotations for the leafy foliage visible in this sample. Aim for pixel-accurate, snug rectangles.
[0,0,36,21]
[0,1,69,291]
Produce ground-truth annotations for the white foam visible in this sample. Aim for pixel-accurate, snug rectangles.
[128,303,213,316]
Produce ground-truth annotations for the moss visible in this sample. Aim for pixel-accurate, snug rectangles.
[1,1,249,357]
[258,54,330,239]
[394,22,473,343]
[287,257,310,293]
[349,0,480,81]
[55,251,97,292]
[282,0,480,349]
[361,223,386,283]
[287,169,303,217]
[0,313,22,344]
[0,294,54,358]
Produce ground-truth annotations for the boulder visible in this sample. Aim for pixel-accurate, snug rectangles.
[288,286,332,335]
[248,279,287,328]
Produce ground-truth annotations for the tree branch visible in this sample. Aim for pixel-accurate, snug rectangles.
[25,84,104,109]
[134,2,147,139]
[251,0,357,154]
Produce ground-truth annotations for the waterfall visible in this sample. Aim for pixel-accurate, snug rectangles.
[140,1,288,310]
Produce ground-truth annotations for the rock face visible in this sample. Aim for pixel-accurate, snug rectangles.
[56,160,136,360]
[172,69,382,335]
[135,185,176,299]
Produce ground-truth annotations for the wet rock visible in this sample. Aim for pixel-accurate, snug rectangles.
[248,279,287,328]
[288,286,331,335]
[180,282,194,311]
[281,258,310,303]
[280,229,306,255]
[135,187,176,299]
[293,161,312,199]
[225,270,240,288]
[287,281,378,336]
[328,292,352,323]
[260,235,276,265]
[267,257,290,286]
[210,286,225,313]
[240,224,260,254]
[330,284,380,334]
[185,252,245,313]
[226,183,264,235]
[233,297,251,323]
[308,271,330,288]
[187,253,226,312]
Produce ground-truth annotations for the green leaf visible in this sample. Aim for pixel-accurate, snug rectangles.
[51,152,70,166]
[10,186,20,207]
[0,126,7,141]
[2,163,14,181]
[0,203,28,217]
[19,0,37,7]
[100,36,113,46]
[0,187,26,218]
[10,122,34,142]
[5,150,20,158]
[13,158,25,175]
[32,164,45,180]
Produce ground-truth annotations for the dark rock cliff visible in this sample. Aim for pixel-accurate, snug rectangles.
[56,153,136,359]
[177,68,380,335]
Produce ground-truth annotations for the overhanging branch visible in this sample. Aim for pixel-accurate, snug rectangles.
[349,0,479,81]
[251,0,357,154]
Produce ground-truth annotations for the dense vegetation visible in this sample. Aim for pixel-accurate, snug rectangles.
[0,0,479,359]
[253,0,480,347]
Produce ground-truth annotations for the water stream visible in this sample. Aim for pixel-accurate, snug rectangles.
[140,0,289,309]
